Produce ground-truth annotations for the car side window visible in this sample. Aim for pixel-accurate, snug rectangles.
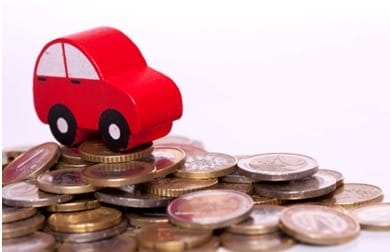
[36,43,66,77]
[64,44,99,80]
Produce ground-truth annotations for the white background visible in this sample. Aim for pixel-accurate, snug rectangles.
[2,0,390,251]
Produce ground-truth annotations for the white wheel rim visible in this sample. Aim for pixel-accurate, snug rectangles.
[57,117,69,134]
[108,123,121,140]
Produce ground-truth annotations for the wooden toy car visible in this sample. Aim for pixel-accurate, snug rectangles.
[33,27,183,151]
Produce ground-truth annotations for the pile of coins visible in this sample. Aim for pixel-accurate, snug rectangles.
[2,135,390,251]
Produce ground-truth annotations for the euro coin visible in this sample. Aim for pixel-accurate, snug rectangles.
[79,140,153,163]
[228,205,285,235]
[211,182,254,195]
[279,205,360,245]
[167,189,253,230]
[2,180,73,207]
[318,169,344,187]
[137,223,212,251]
[2,213,45,239]
[45,197,100,212]
[2,204,37,223]
[60,146,91,165]
[324,183,384,208]
[251,194,282,205]
[47,206,122,233]
[2,232,56,252]
[147,177,218,197]
[238,153,318,181]
[37,168,95,194]
[175,152,236,179]
[3,142,60,185]
[351,203,390,231]
[221,170,253,184]
[81,161,155,187]
[254,171,336,200]
[127,212,169,227]
[221,231,295,252]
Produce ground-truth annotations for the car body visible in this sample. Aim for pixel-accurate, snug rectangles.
[33,27,183,151]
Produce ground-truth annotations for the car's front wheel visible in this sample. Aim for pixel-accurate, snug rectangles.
[99,109,130,152]
[48,104,78,145]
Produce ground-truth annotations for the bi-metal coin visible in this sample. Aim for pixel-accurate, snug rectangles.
[318,168,344,187]
[2,204,37,223]
[279,205,360,245]
[221,231,295,252]
[221,170,253,184]
[37,168,95,194]
[167,189,253,230]
[81,161,155,187]
[140,146,186,178]
[137,223,213,251]
[95,186,172,208]
[324,183,384,208]
[2,142,60,185]
[48,206,122,233]
[2,213,45,239]
[147,177,218,197]
[2,232,56,252]
[228,205,285,235]
[175,152,237,179]
[58,230,137,252]
[351,203,390,231]
[2,180,73,207]
[254,171,337,200]
[237,153,318,181]
[78,140,153,163]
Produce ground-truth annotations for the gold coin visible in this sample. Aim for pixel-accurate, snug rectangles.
[2,232,56,252]
[37,168,95,194]
[55,161,93,169]
[324,183,384,208]
[210,182,254,195]
[127,212,168,227]
[45,197,100,212]
[238,152,318,181]
[221,231,295,252]
[318,168,344,187]
[137,223,212,251]
[228,205,285,235]
[79,140,153,163]
[279,204,360,245]
[60,146,91,165]
[140,146,186,178]
[167,189,253,230]
[2,204,37,223]
[3,142,60,185]
[251,194,282,205]
[2,213,45,239]
[254,171,337,200]
[81,161,155,187]
[47,206,122,233]
[175,152,236,179]
[351,203,390,230]
[147,177,218,197]
[184,236,220,252]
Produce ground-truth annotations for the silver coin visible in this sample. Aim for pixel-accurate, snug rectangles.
[44,218,128,243]
[95,186,172,208]
[2,180,73,207]
[318,169,344,187]
[58,230,136,252]
[221,170,253,184]
[2,232,56,252]
[238,153,318,181]
[254,171,337,200]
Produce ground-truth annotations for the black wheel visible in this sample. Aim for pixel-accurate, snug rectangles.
[48,104,77,145]
[99,109,130,152]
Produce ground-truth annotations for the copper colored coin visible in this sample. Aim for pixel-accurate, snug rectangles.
[238,153,318,181]
[324,183,384,208]
[279,205,360,245]
[167,189,253,230]
[2,232,56,252]
[3,142,60,185]
[2,204,37,223]
[351,203,390,230]
[221,231,295,252]
[2,213,45,239]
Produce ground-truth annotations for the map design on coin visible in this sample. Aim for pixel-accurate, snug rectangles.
[184,153,235,172]
[249,155,307,172]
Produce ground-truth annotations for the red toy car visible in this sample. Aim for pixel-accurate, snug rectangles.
[33,27,183,152]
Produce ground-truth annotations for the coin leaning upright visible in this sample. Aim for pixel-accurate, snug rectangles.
[279,205,360,245]
[238,153,318,181]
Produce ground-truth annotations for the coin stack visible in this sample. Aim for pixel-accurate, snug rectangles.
[2,135,390,251]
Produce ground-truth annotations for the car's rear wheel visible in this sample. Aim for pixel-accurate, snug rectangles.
[99,109,130,152]
[48,104,78,146]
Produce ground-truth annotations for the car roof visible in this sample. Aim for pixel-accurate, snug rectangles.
[48,27,147,79]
